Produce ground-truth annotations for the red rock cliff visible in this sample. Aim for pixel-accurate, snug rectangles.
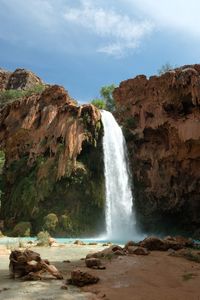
[0,85,101,179]
[0,83,104,236]
[114,65,200,235]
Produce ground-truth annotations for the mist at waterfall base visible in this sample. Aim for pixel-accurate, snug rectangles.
[101,110,144,243]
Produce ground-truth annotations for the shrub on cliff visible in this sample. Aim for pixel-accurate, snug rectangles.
[91,99,106,109]
[12,221,31,237]
[43,213,58,232]
[158,63,173,75]
[0,151,5,174]
[0,84,46,107]
[60,214,73,232]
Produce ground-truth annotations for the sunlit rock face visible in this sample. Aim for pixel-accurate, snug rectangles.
[114,64,200,236]
[0,68,43,90]
[0,83,105,236]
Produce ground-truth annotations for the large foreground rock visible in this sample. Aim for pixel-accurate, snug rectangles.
[9,249,63,280]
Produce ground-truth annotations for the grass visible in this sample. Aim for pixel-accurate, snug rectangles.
[183,251,200,263]
[182,273,197,281]
[0,84,46,107]
[0,151,5,174]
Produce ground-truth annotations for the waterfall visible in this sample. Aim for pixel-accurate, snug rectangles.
[101,110,137,241]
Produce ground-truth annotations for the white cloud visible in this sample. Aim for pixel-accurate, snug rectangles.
[64,0,153,57]
[126,0,200,38]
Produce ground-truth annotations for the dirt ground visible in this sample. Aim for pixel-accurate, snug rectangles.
[1,244,200,300]
[81,251,200,300]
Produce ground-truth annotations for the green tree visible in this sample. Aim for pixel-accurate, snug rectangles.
[91,98,106,109]
[91,84,116,112]
[158,63,173,75]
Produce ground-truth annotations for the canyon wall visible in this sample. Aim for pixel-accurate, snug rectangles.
[114,65,200,236]
[0,72,105,236]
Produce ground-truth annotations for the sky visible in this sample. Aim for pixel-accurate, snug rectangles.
[0,0,200,103]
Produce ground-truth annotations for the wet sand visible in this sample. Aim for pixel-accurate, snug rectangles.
[1,244,200,300]
[0,243,104,300]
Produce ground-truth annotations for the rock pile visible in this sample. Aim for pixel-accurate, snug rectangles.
[9,249,63,280]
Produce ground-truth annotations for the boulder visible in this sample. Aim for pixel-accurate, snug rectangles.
[9,249,63,280]
[86,245,125,259]
[139,236,193,251]
[68,269,99,287]
[127,246,149,255]
[85,258,102,268]
[124,240,139,250]
[48,237,56,246]
[74,240,86,245]
[139,237,167,251]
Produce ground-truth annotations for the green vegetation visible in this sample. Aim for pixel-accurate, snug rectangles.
[0,151,5,174]
[158,63,173,75]
[43,213,59,233]
[125,117,139,129]
[182,273,197,281]
[183,250,200,263]
[12,221,31,237]
[1,126,105,237]
[91,98,106,109]
[60,214,73,232]
[0,84,46,107]
[37,231,50,246]
[0,151,5,210]
[91,84,116,112]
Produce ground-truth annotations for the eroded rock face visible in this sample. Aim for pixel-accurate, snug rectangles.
[0,84,105,236]
[114,64,200,235]
[0,68,12,90]
[0,68,43,90]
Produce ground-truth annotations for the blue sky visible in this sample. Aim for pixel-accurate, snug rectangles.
[0,0,200,103]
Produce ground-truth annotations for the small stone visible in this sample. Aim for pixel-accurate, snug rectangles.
[85,258,101,268]
[61,284,68,290]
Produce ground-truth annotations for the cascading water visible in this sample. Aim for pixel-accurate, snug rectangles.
[101,110,137,241]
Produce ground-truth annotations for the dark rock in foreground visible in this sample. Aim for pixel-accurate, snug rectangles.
[9,249,63,280]
[68,269,99,287]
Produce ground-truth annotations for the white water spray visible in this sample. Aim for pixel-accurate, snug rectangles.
[101,110,137,241]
